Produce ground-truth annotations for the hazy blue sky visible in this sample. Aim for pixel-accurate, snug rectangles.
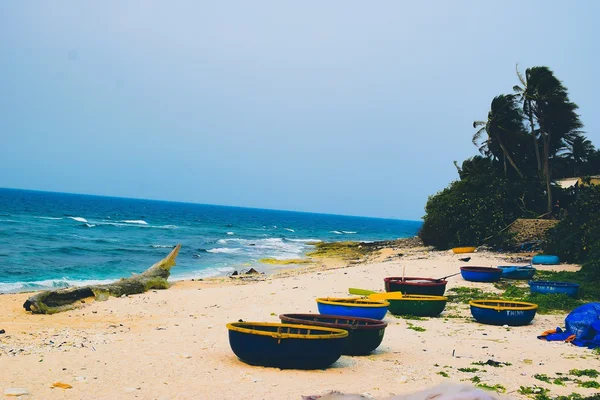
[1,2,598,220]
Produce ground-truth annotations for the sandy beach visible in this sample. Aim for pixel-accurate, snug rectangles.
[1,244,598,400]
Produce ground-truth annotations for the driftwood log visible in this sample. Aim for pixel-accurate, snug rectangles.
[23,244,181,314]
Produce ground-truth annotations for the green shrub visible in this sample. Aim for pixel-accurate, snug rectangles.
[419,172,546,250]
[545,185,600,269]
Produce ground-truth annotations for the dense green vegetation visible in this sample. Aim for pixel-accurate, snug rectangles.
[419,65,600,281]
[545,185,600,280]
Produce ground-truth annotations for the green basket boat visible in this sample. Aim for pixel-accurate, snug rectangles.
[387,294,448,317]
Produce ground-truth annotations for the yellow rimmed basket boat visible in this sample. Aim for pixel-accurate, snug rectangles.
[316,297,389,320]
[452,246,477,254]
[469,300,538,326]
[387,294,448,317]
[226,322,348,369]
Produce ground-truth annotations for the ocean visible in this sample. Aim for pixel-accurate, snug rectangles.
[0,188,422,293]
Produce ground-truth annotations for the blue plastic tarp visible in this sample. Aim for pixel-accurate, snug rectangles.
[538,302,600,349]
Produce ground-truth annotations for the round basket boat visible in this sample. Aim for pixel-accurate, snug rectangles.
[387,294,448,317]
[529,281,580,298]
[498,266,536,280]
[452,247,476,254]
[316,297,389,320]
[460,266,502,282]
[226,322,348,369]
[279,314,387,356]
[532,255,560,265]
[384,277,447,296]
[469,300,538,326]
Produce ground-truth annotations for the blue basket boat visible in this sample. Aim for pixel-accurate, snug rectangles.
[316,297,389,320]
[226,322,348,369]
[498,266,536,280]
[279,314,387,356]
[460,267,502,282]
[529,281,580,298]
[470,300,538,326]
[532,255,560,265]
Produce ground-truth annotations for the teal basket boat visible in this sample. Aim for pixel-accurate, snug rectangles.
[387,294,448,317]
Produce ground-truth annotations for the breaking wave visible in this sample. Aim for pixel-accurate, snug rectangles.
[68,216,88,223]
[286,238,321,243]
[0,278,116,294]
[120,220,148,225]
[207,248,241,254]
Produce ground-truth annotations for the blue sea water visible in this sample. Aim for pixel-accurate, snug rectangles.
[0,188,422,293]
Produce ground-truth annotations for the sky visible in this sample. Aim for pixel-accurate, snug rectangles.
[0,1,599,220]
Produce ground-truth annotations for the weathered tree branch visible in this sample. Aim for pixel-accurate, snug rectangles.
[23,245,181,314]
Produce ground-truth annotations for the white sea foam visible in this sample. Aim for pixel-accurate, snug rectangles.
[330,230,343,234]
[171,266,236,281]
[286,238,321,243]
[342,231,357,234]
[205,237,308,259]
[68,217,88,223]
[226,232,234,235]
[246,238,306,259]
[284,228,295,232]
[207,247,240,254]
[120,220,148,225]
[92,221,177,229]
[36,216,63,220]
[84,223,96,228]
[151,244,176,248]
[0,278,116,294]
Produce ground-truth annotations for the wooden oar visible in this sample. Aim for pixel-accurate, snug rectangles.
[434,272,461,282]
[348,288,403,300]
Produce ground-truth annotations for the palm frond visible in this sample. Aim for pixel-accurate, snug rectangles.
[516,64,526,87]
[472,127,486,146]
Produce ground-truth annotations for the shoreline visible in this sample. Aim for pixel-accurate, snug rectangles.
[0,236,419,296]
[1,241,596,400]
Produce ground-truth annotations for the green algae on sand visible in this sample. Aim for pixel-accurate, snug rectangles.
[258,258,314,265]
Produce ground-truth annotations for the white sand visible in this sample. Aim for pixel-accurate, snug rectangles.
[1,248,597,399]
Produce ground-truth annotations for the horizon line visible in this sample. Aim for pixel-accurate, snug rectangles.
[0,186,423,223]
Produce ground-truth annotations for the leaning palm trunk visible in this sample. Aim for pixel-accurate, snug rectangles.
[527,105,542,171]
[498,139,524,178]
[542,135,553,213]
[23,245,181,314]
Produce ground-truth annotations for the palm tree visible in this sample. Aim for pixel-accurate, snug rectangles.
[527,67,583,211]
[562,133,595,176]
[473,94,526,178]
[454,156,494,180]
[514,65,542,171]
